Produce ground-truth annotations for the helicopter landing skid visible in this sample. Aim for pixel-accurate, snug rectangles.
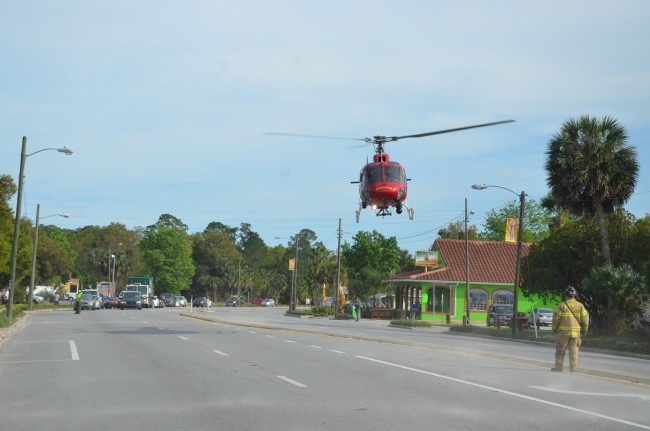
[403,202,414,220]
[356,203,413,223]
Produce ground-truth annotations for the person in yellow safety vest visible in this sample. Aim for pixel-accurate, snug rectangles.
[74,291,83,314]
[551,285,589,372]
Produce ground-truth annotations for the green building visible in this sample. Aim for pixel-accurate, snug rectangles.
[386,239,556,324]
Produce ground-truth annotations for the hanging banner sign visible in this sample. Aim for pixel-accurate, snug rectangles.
[288,258,295,271]
[505,218,518,242]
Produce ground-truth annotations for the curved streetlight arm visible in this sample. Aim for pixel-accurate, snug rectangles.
[27,147,74,157]
[472,183,518,196]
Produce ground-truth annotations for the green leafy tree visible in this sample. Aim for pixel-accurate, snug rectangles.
[581,264,648,335]
[0,174,17,281]
[141,215,195,294]
[66,223,143,288]
[205,221,238,242]
[522,218,603,300]
[398,249,417,273]
[26,224,76,287]
[238,223,267,268]
[0,175,32,294]
[437,220,478,240]
[477,198,551,242]
[32,234,73,286]
[304,242,336,306]
[545,115,639,265]
[522,210,650,332]
[191,229,239,300]
[342,230,401,301]
[622,215,650,285]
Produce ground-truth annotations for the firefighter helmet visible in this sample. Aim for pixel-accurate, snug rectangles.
[564,285,577,297]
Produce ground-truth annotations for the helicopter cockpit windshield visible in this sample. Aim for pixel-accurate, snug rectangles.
[384,164,404,184]
[362,165,383,185]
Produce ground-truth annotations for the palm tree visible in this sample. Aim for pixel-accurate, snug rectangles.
[545,115,638,265]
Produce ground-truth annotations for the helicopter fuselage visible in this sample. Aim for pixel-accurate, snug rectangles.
[357,153,408,210]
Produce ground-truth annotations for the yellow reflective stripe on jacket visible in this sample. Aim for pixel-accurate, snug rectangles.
[552,298,589,337]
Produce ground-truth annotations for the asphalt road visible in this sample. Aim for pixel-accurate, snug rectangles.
[1,306,648,431]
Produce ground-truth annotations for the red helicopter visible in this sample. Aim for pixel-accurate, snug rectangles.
[267,120,514,223]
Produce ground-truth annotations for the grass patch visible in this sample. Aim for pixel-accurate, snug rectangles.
[1,303,75,328]
[390,319,435,328]
[450,325,650,355]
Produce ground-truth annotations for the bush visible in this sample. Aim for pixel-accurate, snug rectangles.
[286,309,313,316]
[310,306,329,317]
[390,319,433,328]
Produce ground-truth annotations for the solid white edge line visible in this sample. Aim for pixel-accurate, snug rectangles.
[356,355,650,430]
[277,376,307,388]
[69,340,79,361]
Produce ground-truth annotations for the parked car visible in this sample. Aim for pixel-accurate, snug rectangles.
[486,304,513,327]
[193,297,212,307]
[104,296,120,309]
[32,294,45,304]
[119,291,143,310]
[261,298,275,307]
[176,296,187,307]
[529,307,554,327]
[251,298,263,306]
[226,296,244,307]
[151,296,162,308]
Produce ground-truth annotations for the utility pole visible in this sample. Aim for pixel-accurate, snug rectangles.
[335,218,341,316]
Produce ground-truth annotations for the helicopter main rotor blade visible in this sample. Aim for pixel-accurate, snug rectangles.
[264,132,364,142]
[392,119,515,141]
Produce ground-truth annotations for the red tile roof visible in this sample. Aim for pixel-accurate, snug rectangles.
[387,239,531,285]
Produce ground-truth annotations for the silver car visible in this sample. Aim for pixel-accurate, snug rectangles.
[529,307,554,326]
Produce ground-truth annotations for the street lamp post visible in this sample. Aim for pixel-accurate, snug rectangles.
[472,183,526,336]
[7,137,73,322]
[28,204,69,309]
[275,233,301,311]
[237,256,248,302]
[291,235,299,311]
[111,254,116,293]
[464,198,475,325]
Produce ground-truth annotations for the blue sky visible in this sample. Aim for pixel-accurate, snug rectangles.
[1,0,649,254]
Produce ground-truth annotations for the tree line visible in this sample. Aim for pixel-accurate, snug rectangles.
[2,115,648,335]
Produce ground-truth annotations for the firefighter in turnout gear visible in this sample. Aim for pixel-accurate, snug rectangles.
[551,286,589,372]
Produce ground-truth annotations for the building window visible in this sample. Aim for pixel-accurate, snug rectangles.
[492,289,514,305]
[469,288,488,311]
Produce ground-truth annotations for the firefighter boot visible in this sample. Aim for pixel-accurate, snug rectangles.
[551,355,564,372]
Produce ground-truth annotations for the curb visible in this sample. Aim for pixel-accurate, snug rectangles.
[0,312,32,350]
